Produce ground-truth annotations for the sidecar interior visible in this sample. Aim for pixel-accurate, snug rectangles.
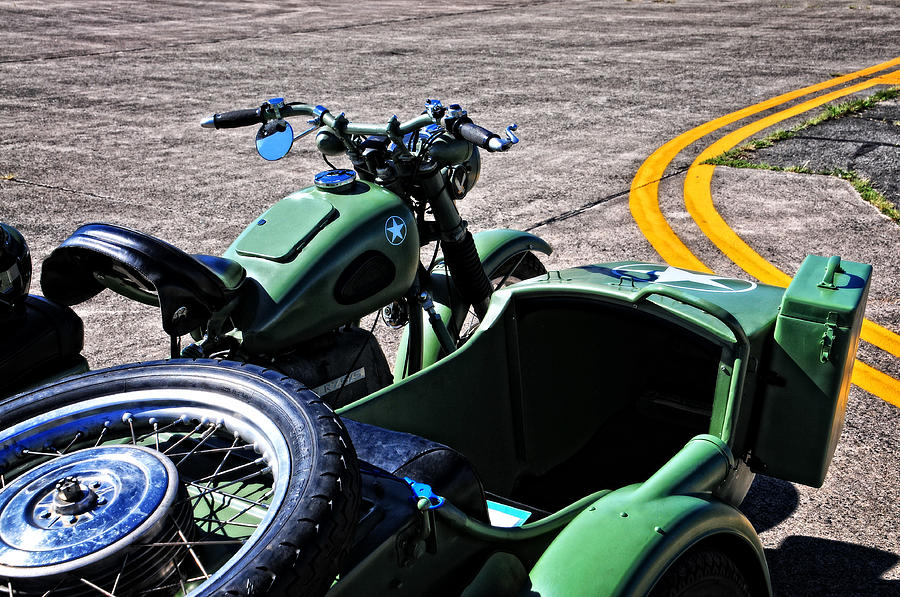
[41,223,247,336]
[340,280,728,512]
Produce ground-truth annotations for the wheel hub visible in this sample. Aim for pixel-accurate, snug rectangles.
[0,445,180,585]
[50,476,98,517]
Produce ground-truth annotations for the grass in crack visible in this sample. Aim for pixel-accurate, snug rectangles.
[829,169,900,224]
[703,87,900,225]
[707,86,900,162]
[704,155,898,224]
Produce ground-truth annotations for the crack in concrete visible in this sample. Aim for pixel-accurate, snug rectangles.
[791,134,900,148]
[3,176,119,202]
[526,168,688,232]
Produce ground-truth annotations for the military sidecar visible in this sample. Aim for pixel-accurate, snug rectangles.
[0,253,870,596]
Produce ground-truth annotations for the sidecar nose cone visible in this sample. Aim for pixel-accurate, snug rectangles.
[200,116,215,128]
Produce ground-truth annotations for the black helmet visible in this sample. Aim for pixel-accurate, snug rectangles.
[0,223,32,314]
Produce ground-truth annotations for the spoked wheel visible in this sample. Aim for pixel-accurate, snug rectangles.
[456,251,546,344]
[0,360,359,597]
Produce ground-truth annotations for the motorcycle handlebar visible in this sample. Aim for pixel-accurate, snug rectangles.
[201,108,263,129]
[455,121,510,152]
[201,100,516,151]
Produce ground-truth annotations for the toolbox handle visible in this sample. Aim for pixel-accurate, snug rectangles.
[817,256,842,290]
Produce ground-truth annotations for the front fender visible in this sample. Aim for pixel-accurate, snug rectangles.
[472,229,552,278]
[527,435,771,596]
[394,229,551,379]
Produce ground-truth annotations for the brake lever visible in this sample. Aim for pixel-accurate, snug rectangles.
[487,124,520,152]
[504,124,519,145]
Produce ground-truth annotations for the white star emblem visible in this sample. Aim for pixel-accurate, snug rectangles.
[653,267,740,291]
[612,265,756,293]
[385,216,407,245]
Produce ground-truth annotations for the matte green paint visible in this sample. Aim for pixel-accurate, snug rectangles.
[393,229,553,379]
[333,255,863,595]
[224,181,419,352]
[752,255,871,486]
[527,435,770,596]
[234,195,335,261]
[515,262,784,345]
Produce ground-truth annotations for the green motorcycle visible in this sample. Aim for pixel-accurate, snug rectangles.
[37,98,550,407]
[0,99,871,596]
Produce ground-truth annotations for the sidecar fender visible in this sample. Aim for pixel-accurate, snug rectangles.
[527,436,771,597]
[394,229,551,379]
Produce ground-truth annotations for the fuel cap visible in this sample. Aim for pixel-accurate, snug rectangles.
[314,169,356,192]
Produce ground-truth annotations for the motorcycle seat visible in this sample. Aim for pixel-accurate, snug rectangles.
[192,254,246,290]
[343,417,489,522]
[41,223,246,336]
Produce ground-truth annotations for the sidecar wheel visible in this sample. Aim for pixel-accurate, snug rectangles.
[0,360,359,597]
[650,550,753,597]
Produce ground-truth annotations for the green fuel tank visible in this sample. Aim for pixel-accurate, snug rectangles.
[224,172,419,353]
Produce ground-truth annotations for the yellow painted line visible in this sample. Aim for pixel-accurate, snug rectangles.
[685,78,880,285]
[629,56,900,271]
[631,138,714,273]
[681,68,900,403]
[879,70,900,84]
[629,57,900,405]
[853,361,900,409]
[684,75,900,357]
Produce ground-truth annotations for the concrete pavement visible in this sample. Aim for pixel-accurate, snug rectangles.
[2,1,899,594]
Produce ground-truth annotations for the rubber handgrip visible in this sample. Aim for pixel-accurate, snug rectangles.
[213,108,263,129]
[457,122,498,149]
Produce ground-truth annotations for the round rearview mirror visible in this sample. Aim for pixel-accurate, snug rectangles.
[256,119,294,161]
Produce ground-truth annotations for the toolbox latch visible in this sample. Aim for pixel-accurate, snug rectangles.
[819,311,838,363]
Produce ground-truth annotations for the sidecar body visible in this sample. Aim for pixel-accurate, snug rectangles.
[330,255,871,596]
[0,253,870,596]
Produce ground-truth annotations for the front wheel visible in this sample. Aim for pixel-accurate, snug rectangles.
[0,360,360,597]
[456,251,547,344]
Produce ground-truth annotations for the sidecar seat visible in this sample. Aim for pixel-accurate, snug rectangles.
[41,223,246,337]
[0,295,88,396]
[343,418,489,521]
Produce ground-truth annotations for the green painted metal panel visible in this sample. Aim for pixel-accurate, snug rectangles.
[752,255,871,487]
[527,435,770,596]
[393,228,552,380]
[234,196,335,261]
[224,181,418,352]
[341,302,523,492]
[512,262,784,345]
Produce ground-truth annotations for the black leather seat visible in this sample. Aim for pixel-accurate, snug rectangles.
[343,418,489,521]
[0,295,87,396]
[41,223,246,336]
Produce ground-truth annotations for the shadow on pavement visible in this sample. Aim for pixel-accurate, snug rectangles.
[741,475,800,534]
[766,536,900,597]
[741,476,899,595]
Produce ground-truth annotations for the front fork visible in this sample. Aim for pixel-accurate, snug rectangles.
[418,161,493,319]
[394,160,552,380]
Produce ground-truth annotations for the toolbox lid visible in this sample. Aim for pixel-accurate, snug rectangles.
[778,255,873,327]
[235,195,336,262]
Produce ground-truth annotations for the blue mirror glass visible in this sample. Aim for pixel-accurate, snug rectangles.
[256,120,294,161]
